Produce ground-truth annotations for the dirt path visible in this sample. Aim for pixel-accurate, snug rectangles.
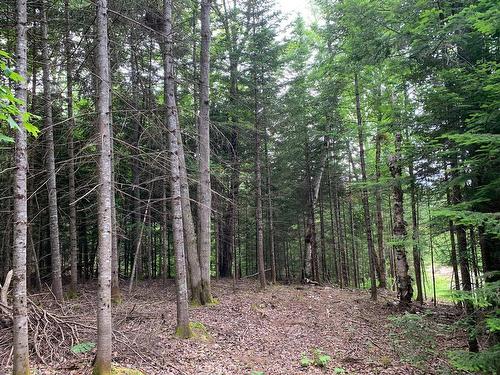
[1,280,467,374]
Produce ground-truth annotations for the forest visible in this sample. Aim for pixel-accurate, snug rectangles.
[0,0,499,374]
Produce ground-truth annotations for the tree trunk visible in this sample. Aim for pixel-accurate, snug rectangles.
[164,0,191,338]
[265,130,277,283]
[94,0,113,372]
[161,181,169,281]
[65,0,78,295]
[374,131,387,288]
[408,159,423,303]
[41,2,63,302]
[327,168,339,284]
[354,73,377,300]
[389,133,412,306]
[12,0,30,371]
[197,0,213,304]
[255,111,266,289]
[110,122,121,302]
[452,177,479,352]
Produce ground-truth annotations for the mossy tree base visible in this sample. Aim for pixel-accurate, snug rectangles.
[190,280,214,306]
[92,360,112,375]
[111,366,145,375]
[175,323,193,339]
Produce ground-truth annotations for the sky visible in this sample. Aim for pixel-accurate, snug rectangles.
[276,0,314,23]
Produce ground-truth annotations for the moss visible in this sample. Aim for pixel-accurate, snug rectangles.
[111,366,145,375]
[189,283,203,307]
[65,289,78,300]
[186,321,212,342]
[92,360,112,375]
[175,323,193,339]
[189,282,218,307]
[379,356,392,368]
[207,297,220,306]
[200,280,213,305]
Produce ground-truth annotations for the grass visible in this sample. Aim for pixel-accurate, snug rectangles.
[424,268,456,302]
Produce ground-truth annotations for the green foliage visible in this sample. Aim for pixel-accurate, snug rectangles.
[70,341,95,354]
[250,371,264,375]
[388,313,438,367]
[0,50,39,142]
[334,368,346,374]
[448,345,500,374]
[300,354,313,367]
[299,349,331,368]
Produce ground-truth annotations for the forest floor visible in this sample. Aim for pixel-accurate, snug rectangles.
[0,279,470,375]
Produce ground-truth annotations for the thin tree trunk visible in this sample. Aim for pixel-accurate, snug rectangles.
[469,227,480,289]
[327,168,339,284]
[374,131,387,288]
[409,159,423,303]
[128,198,150,293]
[389,133,412,305]
[164,0,191,337]
[427,194,437,306]
[94,0,113,372]
[110,122,121,302]
[41,2,63,301]
[197,0,213,304]
[265,130,277,283]
[162,181,168,281]
[354,73,377,300]
[452,175,479,352]
[12,0,30,371]
[65,0,78,294]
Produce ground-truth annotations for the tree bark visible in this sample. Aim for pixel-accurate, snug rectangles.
[41,2,64,302]
[354,73,377,300]
[12,0,30,371]
[197,0,213,304]
[265,130,277,283]
[164,0,191,338]
[389,133,412,306]
[374,130,387,288]
[408,159,423,303]
[94,0,113,372]
[65,0,79,295]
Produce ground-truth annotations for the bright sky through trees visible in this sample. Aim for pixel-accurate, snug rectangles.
[277,0,314,23]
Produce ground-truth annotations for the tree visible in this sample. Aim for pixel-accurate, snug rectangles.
[354,73,377,300]
[197,0,213,304]
[163,0,191,338]
[12,0,30,372]
[64,0,78,295]
[41,1,63,302]
[389,133,412,305]
[94,0,113,372]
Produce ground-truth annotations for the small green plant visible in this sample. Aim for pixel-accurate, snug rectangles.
[333,368,346,374]
[313,349,331,367]
[447,344,500,374]
[70,341,95,354]
[300,353,313,367]
[299,349,331,368]
[250,371,264,375]
[388,313,437,366]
